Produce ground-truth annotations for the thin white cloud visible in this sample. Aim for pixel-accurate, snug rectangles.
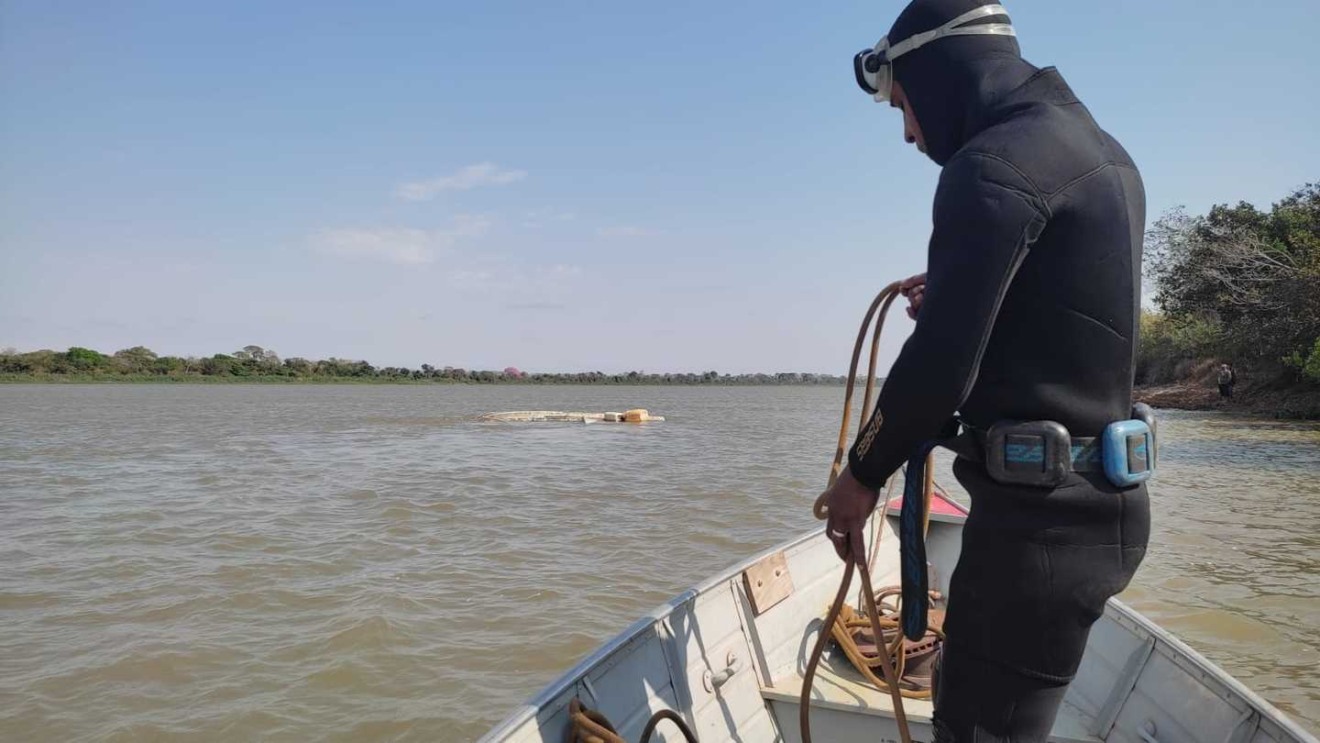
[444,262,583,295]
[313,228,436,265]
[525,208,576,221]
[446,213,493,238]
[522,208,577,228]
[597,226,658,238]
[312,215,492,266]
[449,269,496,286]
[506,301,567,311]
[396,162,527,201]
[542,264,582,278]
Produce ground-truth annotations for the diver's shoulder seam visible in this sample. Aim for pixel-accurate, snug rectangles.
[1044,161,1126,202]
[954,150,1039,192]
[950,150,1050,218]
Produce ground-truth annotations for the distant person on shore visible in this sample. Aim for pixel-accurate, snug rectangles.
[1218,363,1237,400]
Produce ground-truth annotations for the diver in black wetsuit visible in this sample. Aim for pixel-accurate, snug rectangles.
[820,1,1151,740]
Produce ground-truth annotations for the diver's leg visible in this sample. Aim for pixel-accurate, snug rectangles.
[932,460,1150,742]
[932,647,1068,743]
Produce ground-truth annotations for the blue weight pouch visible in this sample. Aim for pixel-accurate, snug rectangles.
[1101,418,1154,487]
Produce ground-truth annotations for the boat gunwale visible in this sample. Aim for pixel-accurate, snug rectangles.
[1103,597,1319,743]
[478,512,1317,743]
[476,525,826,742]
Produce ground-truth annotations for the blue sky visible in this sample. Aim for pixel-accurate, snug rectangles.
[2,0,1317,373]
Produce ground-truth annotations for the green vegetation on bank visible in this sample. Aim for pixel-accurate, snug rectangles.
[0,345,848,386]
[1136,182,1320,417]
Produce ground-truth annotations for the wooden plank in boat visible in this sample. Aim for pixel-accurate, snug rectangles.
[743,550,794,616]
[761,663,1100,743]
[761,661,935,722]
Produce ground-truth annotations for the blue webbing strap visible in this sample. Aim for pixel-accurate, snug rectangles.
[899,440,939,641]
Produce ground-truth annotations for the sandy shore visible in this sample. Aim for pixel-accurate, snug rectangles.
[1134,381,1320,419]
[1133,382,1222,411]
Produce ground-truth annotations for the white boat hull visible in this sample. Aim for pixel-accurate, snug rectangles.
[481,507,1316,743]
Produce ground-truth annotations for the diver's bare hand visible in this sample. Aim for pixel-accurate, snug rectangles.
[899,273,927,319]
[822,467,880,562]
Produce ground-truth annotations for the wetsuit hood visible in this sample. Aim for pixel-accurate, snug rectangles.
[887,0,1038,165]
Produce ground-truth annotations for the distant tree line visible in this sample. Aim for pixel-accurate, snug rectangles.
[1137,182,1320,387]
[0,344,851,385]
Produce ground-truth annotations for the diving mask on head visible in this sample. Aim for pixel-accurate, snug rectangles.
[853,3,1016,103]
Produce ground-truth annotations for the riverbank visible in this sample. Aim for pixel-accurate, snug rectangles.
[0,374,454,385]
[1134,380,1320,420]
[0,374,849,386]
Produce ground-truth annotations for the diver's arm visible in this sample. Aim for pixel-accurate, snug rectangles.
[847,153,1048,489]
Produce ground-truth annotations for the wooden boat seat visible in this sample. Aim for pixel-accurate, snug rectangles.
[761,656,1101,743]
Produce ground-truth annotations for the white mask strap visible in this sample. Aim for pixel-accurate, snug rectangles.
[884,4,1016,62]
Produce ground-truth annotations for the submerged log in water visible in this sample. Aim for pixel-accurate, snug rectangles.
[480,409,664,423]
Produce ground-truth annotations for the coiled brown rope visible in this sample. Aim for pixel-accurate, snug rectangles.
[819,281,904,512]
[566,699,699,743]
[804,280,927,743]
[832,587,945,699]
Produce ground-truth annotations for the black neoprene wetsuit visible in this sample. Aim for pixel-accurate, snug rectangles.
[845,2,1151,740]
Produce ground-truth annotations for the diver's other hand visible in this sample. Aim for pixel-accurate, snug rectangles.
[823,467,880,562]
[899,272,927,319]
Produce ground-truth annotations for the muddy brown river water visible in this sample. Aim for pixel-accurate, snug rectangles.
[2,385,1316,740]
